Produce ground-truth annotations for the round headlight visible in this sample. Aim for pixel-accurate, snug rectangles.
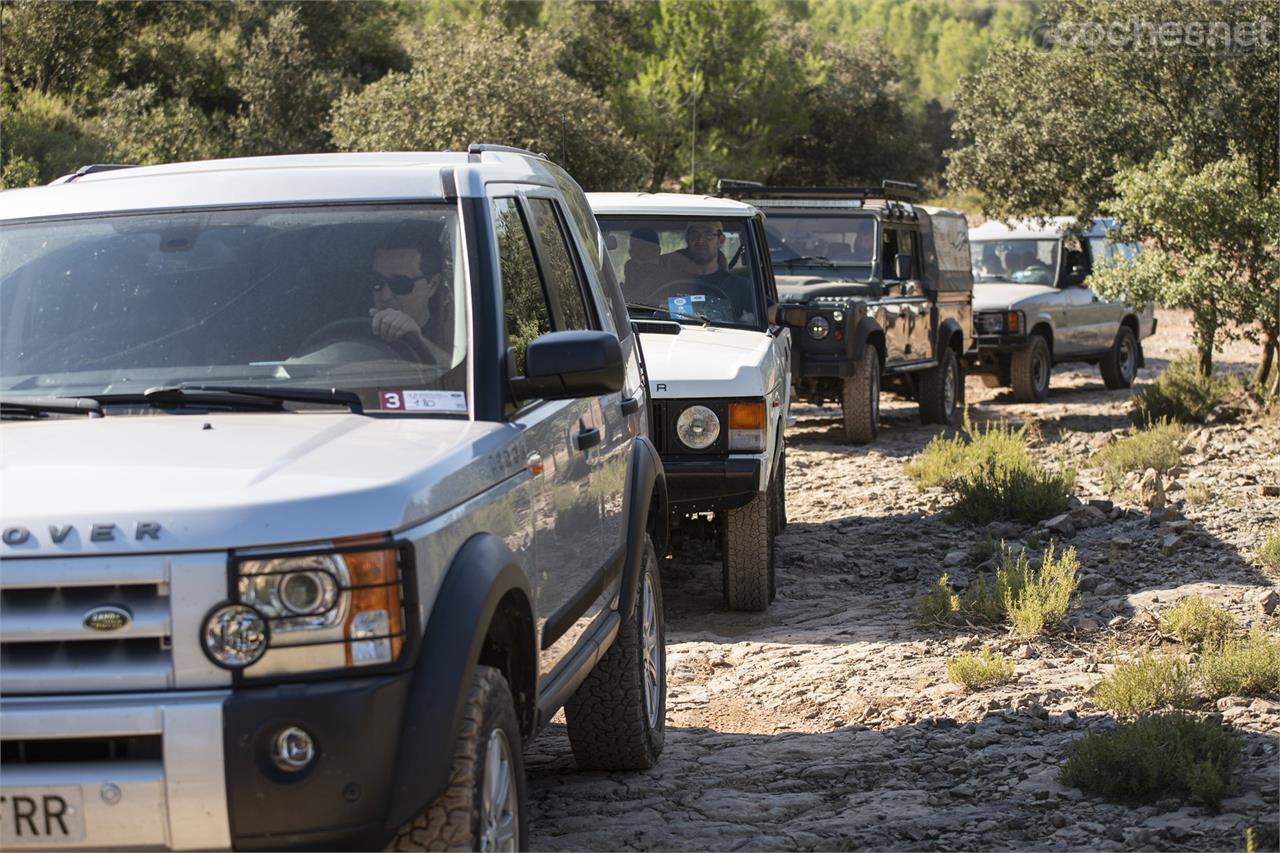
[675,405,720,450]
[807,316,830,340]
[279,571,337,615]
[203,604,269,668]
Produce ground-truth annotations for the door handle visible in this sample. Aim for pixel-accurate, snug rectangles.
[620,395,641,416]
[574,424,601,451]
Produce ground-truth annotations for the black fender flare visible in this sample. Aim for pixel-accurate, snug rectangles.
[933,317,965,358]
[384,533,535,830]
[850,316,884,363]
[619,434,666,623]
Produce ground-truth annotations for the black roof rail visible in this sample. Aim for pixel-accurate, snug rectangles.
[718,179,920,203]
[56,164,140,184]
[467,143,548,162]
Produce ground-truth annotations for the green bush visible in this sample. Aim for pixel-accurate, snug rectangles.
[906,415,1075,524]
[1259,527,1280,571]
[917,574,959,625]
[1199,630,1280,699]
[1092,655,1196,715]
[1093,419,1187,492]
[946,647,1015,690]
[905,414,1029,488]
[962,543,1031,624]
[1159,596,1236,649]
[919,542,1078,637]
[1134,355,1230,425]
[968,535,1000,565]
[1059,713,1240,809]
[1005,541,1080,639]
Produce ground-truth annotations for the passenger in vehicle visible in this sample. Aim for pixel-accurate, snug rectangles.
[978,244,1004,277]
[851,223,876,262]
[624,227,663,290]
[368,230,451,355]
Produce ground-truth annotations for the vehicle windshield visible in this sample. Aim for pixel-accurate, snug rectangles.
[597,216,767,330]
[762,214,877,280]
[971,238,1060,285]
[0,205,469,414]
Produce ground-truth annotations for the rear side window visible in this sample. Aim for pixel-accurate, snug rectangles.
[493,198,551,376]
[525,198,591,331]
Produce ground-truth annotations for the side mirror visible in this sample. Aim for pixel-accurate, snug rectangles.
[511,330,624,400]
[779,305,808,328]
[894,253,913,281]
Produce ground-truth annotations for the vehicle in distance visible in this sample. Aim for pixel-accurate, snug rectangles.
[0,148,668,851]
[590,192,789,612]
[722,181,972,444]
[968,217,1156,402]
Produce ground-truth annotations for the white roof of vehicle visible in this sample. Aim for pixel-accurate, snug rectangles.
[588,192,759,219]
[970,217,1112,241]
[0,151,556,222]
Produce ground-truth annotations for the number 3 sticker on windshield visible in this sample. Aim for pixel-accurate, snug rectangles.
[379,390,467,412]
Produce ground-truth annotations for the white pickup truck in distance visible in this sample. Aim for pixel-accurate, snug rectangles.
[589,193,790,612]
[968,218,1156,402]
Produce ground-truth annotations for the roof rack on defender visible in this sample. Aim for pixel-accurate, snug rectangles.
[717,178,920,203]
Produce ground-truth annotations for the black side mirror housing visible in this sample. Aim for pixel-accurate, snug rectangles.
[895,253,913,281]
[511,330,624,400]
[779,305,809,328]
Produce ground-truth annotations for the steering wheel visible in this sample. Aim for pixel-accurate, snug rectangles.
[294,317,437,363]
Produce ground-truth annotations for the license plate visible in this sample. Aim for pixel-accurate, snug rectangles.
[0,786,86,845]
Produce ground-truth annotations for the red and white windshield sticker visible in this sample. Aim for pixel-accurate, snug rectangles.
[379,390,467,412]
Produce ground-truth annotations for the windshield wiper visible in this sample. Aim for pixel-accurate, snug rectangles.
[148,385,364,414]
[626,301,710,326]
[777,255,837,267]
[0,397,104,419]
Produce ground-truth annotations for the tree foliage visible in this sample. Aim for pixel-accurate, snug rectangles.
[326,16,649,192]
[1090,147,1280,375]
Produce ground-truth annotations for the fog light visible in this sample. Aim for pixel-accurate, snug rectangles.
[202,604,268,668]
[807,316,830,340]
[271,726,316,772]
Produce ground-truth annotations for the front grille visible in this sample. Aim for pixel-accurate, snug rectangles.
[0,558,173,695]
[1,735,162,765]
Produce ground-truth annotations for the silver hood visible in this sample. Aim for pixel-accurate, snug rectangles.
[0,413,512,555]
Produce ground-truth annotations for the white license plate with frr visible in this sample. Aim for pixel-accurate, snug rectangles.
[0,786,86,845]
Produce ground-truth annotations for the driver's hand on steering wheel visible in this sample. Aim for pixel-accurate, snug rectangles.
[370,308,423,343]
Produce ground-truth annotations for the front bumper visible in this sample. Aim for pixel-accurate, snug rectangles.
[1,674,411,851]
[968,333,1030,355]
[663,457,763,512]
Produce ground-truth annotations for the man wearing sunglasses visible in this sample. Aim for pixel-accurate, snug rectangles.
[369,233,449,353]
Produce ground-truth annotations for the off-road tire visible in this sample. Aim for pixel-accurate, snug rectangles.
[722,485,774,612]
[565,537,665,770]
[1100,325,1138,390]
[1011,334,1052,403]
[386,666,525,852]
[917,348,963,426]
[841,347,880,444]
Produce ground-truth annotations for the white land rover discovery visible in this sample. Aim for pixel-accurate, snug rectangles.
[589,193,790,612]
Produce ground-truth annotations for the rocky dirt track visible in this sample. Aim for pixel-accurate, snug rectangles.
[528,310,1280,851]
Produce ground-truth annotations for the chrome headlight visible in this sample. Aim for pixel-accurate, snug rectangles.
[807,316,830,340]
[206,542,408,675]
[676,405,720,450]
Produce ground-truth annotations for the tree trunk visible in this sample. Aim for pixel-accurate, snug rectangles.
[1257,332,1276,392]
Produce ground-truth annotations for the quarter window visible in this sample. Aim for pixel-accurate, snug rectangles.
[526,198,591,331]
[493,198,552,377]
